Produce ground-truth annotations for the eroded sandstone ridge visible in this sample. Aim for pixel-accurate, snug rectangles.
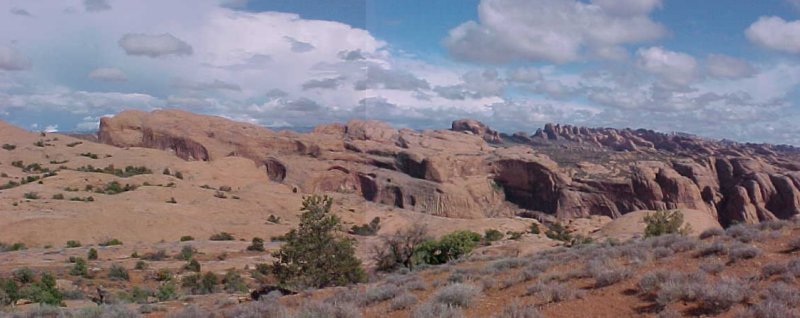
[99,110,800,225]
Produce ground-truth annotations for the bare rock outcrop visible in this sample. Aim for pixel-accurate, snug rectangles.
[98,111,800,226]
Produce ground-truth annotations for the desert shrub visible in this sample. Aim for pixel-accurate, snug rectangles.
[225,295,288,318]
[653,246,674,259]
[209,232,235,241]
[656,279,703,306]
[699,262,725,275]
[644,210,690,238]
[526,282,584,303]
[545,223,571,241]
[593,268,632,288]
[372,222,430,271]
[247,237,265,252]
[696,277,751,314]
[184,259,201,272]
[759,220,790,231]
[350,217,381,236]
[529,223,540,235]
[168,305,213,318]
[484,229,504,243]
[181,272,217,295]
[271,195,366,289]
[726,224,761,243]
[488,257,527,271]
[364,283,402,305]
[507,231,523,240]
[177,245,196,261]
[108,264,129,281]
[179,235,194,242]
[13,267,35,284]
[414,231,481,266]
[761,262,789,278]
[411,302,464,318]
[88,248,98,260]
[143,249,169,261]
[294,300,362,318]
[699,227,725,239]
[99,238,123,246]
[696,241,727,257]
[761,282,800,308]
[728,244,761,262]
[2,143,15,150]
[214,191,227,199]
[787,237,800,252]
[102,181,138,194]
[69,258,88,277]
[80,152,98,159]
[155,269,173,282]
[433,283,480,308]
[494,301,542,318]
[166,197,177,204]
[1,242,27,252]
[389,292,418,311]
[23,192,40,200]
[741,300,794,318]
[135,260,148,270]
[65,240,81,248]
[17,272,62,305]
[267,214,281,224]
[223,269,248,293]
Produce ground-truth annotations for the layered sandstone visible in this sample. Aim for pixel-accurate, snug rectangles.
[98,110,800,225]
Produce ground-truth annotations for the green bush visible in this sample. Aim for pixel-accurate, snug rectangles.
[644,210,691,238]
[180,235,194,242]
[414,230,481,265]
[1,242,27,252]
[88,248,98,260]
[99,238,123,246]
[530,223,540,234]
[24,192,40,200]
[177,245,196,261]
[270,195,366,289]
[247,237,265,252]
[184,259,201,272]
[65,240,81,248]
[484,229,503,243]
[209,232,234,241]
[157,282,178,301]
[223,269,247,293]
[182,272,217,295]
[108,264,129,281]
[174,171,184,180]
[545,223,572,242]
[69,258,88,277]
[350,217,381,236]
[52,193,65,200]
[18,272,62,305]
[2,144,15,151]
[135,260,148,270]
[13,268,35,283]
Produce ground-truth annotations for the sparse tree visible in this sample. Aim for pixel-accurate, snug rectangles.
[270,195,365,289]
[372,222,430,271]
[644,210,691,238]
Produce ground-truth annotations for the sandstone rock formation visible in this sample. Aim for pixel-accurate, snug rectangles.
[98,110,800,226]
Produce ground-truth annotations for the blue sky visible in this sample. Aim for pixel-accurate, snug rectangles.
[1,0,800,145]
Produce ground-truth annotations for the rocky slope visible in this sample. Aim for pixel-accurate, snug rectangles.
[98,110,800,226]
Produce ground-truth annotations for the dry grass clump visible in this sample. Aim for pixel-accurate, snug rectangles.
[526,282,585,303]
[432,283,481,308]
[493,301,542,318]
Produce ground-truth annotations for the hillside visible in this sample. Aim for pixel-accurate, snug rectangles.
[1,109,799,317]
